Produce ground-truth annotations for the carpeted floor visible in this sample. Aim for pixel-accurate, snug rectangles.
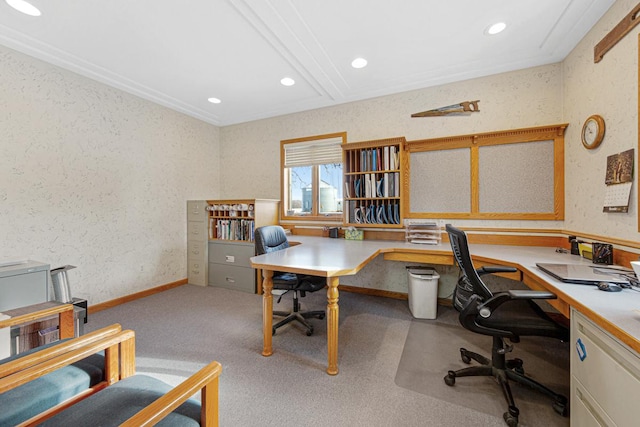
[85,284,570,426]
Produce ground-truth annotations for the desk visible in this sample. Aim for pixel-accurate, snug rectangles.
[250,235,640,375]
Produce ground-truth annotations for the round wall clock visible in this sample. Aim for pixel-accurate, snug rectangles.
[581,114,605,149]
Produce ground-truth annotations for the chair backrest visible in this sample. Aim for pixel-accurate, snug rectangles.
[446,224,493,312]
[255,225,290,256]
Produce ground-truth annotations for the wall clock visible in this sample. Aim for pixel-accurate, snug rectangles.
[581,114,605,149]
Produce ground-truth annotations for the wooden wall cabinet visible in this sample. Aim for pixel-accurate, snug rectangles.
[342,137,406,228]
[206,199,279,293]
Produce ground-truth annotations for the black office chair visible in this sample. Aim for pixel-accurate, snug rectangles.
[443,224,569,427]
[254,225,326,336]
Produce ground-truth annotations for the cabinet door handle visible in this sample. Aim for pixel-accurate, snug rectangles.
[225,277,235,283]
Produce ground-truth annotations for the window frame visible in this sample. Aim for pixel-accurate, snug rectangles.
[280,132,347,221]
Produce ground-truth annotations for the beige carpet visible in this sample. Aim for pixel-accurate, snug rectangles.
[395,308,570,427]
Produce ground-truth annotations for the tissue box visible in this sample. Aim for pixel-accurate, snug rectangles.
[345,229,363,240]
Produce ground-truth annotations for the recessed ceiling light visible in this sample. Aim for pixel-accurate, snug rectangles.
[351,57,368,69]
[280,77,295,86]
[5,0,41,16]
[485,22,506,35]
[207,97,221,104]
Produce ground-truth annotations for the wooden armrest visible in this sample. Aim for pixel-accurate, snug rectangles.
[0,329,136,394]
[0,324,122,378]
[0,302,75,339]
[0,303,73,328]
[121,361,223,427]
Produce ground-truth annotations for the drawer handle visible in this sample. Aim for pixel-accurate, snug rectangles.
[225,277,235,283]
[192,250,200,255]
[193,270,200,274]
[193,264,199,268]
[225,255,235,263]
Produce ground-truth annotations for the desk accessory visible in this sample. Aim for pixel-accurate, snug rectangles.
[592,242,613,265]
[344,227,363,240]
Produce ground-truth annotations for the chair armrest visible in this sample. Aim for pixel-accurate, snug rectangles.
[480,290,557,313]
[120,361,223,427]
[460,289,558,338]
[0,323,122,378]
[0,329,135,393]
[476,266,518,276]
[507,290,556,300]
[0,302,75,340]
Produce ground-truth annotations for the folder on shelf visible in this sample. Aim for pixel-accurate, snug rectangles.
[376,177,384,198]
[384,146,390,170]
[390,146,396,170]
[384,172,389,197]
[394,173,399,197]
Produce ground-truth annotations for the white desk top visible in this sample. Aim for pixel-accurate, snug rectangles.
[250,235,640,354]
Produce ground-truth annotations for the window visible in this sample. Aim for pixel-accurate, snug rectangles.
[281,132,346,220]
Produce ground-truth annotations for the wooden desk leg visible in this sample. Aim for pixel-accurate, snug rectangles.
[262,269,274,357]
[326,276,339,375]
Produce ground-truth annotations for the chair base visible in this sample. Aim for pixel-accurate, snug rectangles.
[273,309,325,336]
[443,337,568,427]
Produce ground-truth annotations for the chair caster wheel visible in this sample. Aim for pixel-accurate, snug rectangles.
[306,327,314,336]
[553,396,569,417]
[272,328,276,336]
[513,366,524,375]
[503,412,518,427]
[503,406,519,427]
[319,313,325,320]
[460,348,471,364]
[444,371,456,386]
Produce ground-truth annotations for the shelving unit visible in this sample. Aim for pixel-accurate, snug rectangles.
[205,199,279,293]
[343,137,406,228]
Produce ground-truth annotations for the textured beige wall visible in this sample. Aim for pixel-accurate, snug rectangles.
[0,45,221,305]
[221,63,564,230]
[563,0,640,242]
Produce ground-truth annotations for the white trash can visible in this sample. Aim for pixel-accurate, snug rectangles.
[407,267,440,319]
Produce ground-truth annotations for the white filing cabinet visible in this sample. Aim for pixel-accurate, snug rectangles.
[0,261,50,312]
[186,200,209,286]
[571,309,640,426]
[0,261,50,358]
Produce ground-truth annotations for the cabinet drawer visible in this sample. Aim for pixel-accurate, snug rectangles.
[188,259,207,286]
[571,310,640,426]
[188,241,206,259]
[187,201,208,221]
[571,380,612,427]
[208,263,255,293]
[187,221,207,241]
[208,242,254,267]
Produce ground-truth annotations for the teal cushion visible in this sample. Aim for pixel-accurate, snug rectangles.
[41,374,202,426]
[0,353,105,426]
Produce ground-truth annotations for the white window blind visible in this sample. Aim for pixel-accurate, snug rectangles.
[283,137,343,167]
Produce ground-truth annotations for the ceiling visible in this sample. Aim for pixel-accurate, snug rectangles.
[0,0,615,126]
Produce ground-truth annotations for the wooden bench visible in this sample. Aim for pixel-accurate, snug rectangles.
[1,305,221,426]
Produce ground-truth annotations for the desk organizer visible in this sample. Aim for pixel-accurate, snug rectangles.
[404,219,443,244]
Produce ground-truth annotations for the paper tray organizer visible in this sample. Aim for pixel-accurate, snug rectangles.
[404,219,443,245]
